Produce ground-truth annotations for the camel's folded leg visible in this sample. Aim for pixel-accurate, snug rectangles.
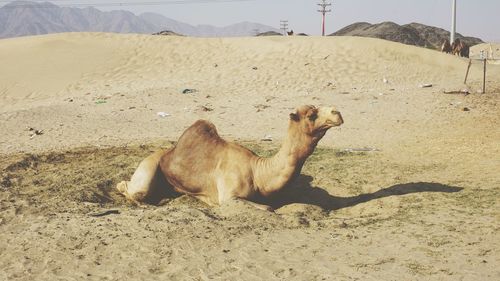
[117,150,166,204]
[216,177,274,212]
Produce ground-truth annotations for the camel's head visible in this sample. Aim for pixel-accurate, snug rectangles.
[289,105,343,139]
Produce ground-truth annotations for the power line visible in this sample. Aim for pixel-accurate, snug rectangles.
[0,0,136,1]
[317,0,331,36]
[0,0,254,8]
[279,19,288,36]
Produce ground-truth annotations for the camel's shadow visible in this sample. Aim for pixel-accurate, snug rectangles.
[260,175,463,211]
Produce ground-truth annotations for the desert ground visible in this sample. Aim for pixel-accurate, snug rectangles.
[0,33,499,280]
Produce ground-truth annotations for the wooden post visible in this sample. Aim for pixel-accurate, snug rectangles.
[482,59,487,94]
[464,59,472,84]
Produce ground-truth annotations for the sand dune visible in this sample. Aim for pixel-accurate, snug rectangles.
[1,32,496,151]
[470,42,500,61]
[0,33,499,280]
[0,32,485,110]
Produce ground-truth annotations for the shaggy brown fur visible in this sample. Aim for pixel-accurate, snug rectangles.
[441,39,452,54]
[451,38,469,58]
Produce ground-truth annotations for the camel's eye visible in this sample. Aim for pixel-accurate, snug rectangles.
[308,112,318,121]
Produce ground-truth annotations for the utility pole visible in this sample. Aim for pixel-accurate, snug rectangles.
[280,20,289,36]
[450,0,456,43]
[317,0,332,36]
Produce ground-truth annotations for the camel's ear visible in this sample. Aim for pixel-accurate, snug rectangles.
[289,112,300,122]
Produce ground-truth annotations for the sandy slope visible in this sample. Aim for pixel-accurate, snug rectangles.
[470,42,500,60]
[0,33,499,280]
[0,33,497,152]
[0,32,480,109]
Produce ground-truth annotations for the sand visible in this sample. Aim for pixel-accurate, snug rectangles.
[470,42,500,60]
[0,32,499,280]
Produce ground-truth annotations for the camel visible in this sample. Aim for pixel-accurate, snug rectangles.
[117,105,343,211]
[441,39,452,54]
[457,42,470,58]
[451,38,469,58]
[451,38,459,55]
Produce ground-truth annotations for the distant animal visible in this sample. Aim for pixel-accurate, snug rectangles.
[458,42,470,58]
[451,38,469,58]
[451,39,458,53]
[287,30,294,36]
[117,105,343,211]
[441,39,452,53]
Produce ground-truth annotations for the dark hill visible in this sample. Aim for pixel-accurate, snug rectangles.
[331,22,483,49]
[256,31,282,36]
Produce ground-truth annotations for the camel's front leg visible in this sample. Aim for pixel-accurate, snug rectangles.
[215,173,274,212]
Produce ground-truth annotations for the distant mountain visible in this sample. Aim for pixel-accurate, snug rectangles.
[331,21,483,49]
[149,19,280,37]
[0,1,279,38]
[0,1,158,37]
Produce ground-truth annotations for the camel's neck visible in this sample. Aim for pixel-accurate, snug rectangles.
[253,125,319,196]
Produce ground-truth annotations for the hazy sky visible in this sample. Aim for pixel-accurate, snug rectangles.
[6,0,500,41]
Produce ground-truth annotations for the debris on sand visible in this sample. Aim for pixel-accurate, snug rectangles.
[157,112,171,118]
[182,88,197,94]
[261,134,273,141]
[443,89,470,96]
[419,83,433,88]
[27,127,44,139]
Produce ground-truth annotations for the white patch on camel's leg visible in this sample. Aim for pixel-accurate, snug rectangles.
[216,177,230,204]
[117,150,165,203]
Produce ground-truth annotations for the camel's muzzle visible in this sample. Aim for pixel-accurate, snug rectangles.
[316,106,343,132]
[327,111,343,127]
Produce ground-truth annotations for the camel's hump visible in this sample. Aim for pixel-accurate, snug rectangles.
[176,119,224,145]
[191,119,219,136]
